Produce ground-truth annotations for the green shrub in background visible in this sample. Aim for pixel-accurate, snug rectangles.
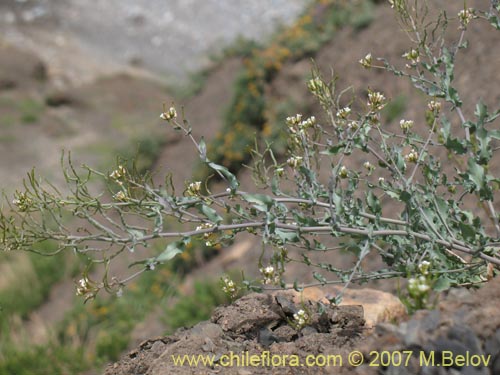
[163,278,234,333]
[0,243,67,323]
[202,0,375,177]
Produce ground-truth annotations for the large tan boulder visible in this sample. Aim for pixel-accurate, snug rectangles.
[284,285,407,328]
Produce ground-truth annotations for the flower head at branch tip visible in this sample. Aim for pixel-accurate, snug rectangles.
[287,156,303,169]
[427,100,441,113]
[286,114,303,127]
[458,8,475,29]
[363,161,375,171]
[418,260,431,276]
[402,48,420,67]
[400,119,414,131]
[12,191,33,212]
[76,277,96,298]
[113,191,128,202]
[367,90,386,112]
[336,107,351,119]
[221,275,238,298]
[293,309,309,329]
[359,53,372,68]
[160,106,177,121]
[260,265,280,285]
[109,165,126,181]
[404,149,419,163]
[338,165,348,179]
[307,77,326,95]
[186,181,202,196]
[299,116,316,129]
[347,121,358,131]
[196,222,215,240]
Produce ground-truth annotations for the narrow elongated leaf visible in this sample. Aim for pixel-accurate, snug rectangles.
[198,204,223,223]
[241,193,274,212]
[275,229,299,243]
[155,240,185,263]
[199,137,207,162]
[208,162,239,190]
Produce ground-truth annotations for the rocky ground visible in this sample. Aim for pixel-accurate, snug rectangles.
[105,278,500,375]
[0,0,307,86]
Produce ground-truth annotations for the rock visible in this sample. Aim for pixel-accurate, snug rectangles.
[211,293,282,336]
[282,285,407,327]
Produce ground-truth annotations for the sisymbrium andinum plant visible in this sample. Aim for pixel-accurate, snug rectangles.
[1,0,500,303]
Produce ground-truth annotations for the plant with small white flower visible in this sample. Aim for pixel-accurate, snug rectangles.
[185,181,202,196]
[338,165,348,179]
[291,308,310,331]
[359,53,372,68]
[299,116,316,129]
[458,8,476,29]
[399,119,414,132]
[336,107,351,119]
[402,48,419,67]
[307,77,326,96]
[160,104,177,121]
[367,90,386,112]
[2,0,500,312]
[12,191,33,212]
[404,149,419,163]
[75,277,99,302]
[404,260,435,313]
[109,165,127,183]
[287,156,303,169]
[220,275,238,300]
[363,161,375,174]
[259,265,281,285]
[347,121,358,131]
[113,191,128,202]
[286,114,303,127]
[427,100,441,113]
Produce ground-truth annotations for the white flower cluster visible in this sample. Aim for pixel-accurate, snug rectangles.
[160,106,177,121]
[293,309,309,329]
[286,114,316,129]
[221,275,238,298]
[109,165,127,183]
[367,91,386,112]
[404,148,419,163]
[287,156,303,169]
[359,53,372,68]
[399,119,414,131]
[307,77,326,95]
[418,260,431,276]
[260,265,280,285]
[76,277,91,296]
[186,181,202,196]
[113,191,127,202]
[408,275,430,294]
[402,48,420,67]
[458,8,475,29]
[12,191,33,212]
[336,106,351,119]
[363,161,375,171]
[195,223,215,245]
[427,100,441,113]
[338,165,348,179]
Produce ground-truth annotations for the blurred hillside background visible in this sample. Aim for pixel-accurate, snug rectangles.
[0,0,499,374]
